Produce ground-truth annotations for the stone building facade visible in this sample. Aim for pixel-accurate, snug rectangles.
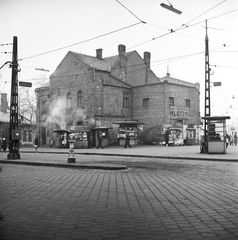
[35,44,201,146]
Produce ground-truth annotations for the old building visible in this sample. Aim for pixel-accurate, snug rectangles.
[35,44,200,147]
[0,93,34,147]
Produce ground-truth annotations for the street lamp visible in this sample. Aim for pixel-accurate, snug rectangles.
[160,2,182,15]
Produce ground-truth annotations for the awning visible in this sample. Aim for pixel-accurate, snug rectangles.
[53,130,70,134]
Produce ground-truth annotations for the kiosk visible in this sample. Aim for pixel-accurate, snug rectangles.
[113,120,144,146]
[70,126,89,149]
[92,127,112,148]
[202,116,230,154]
[53,130,70,148]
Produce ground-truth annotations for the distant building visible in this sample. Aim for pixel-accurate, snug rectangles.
[35,44,201,147]
[0,93,34,147]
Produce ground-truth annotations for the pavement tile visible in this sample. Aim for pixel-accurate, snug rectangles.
[1,148,238,240]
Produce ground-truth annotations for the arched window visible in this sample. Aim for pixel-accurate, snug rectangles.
[77,90,83,107]
[67,92,72,108]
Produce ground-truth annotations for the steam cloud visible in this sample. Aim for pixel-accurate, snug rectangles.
[43,97,89,130]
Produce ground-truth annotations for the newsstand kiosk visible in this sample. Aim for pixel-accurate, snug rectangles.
[201,116,230,154]
[113,120,144,146]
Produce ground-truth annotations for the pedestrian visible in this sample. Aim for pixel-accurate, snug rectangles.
[97,134,104,149]
[50,138,53,147]
[2,138,7,152]
[234,132,237,146]
[124,132,131,148]
[230,134,233,145]
[33,137,39,153]
[225,133,229,148]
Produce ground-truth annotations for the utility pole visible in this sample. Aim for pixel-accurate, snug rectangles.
[203,20,211,153]
[7,36,21,159]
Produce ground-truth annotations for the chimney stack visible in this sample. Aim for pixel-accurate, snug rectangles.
[1,93,8,113]
[118,44,126,56]
[144,52,151,84]
[118,44,126,81]
[96,48,103,60]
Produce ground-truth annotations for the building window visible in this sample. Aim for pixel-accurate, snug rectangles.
[185,99,190,108]
[67,92,72,108]
[77,90,83,107]
[123,93,129,108]
[143,98,149,107]
[169,97,174,106]
[42,101,47,114]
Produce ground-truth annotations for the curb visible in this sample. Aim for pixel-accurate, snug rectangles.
[20,151,238,162]
[0,160,128,170]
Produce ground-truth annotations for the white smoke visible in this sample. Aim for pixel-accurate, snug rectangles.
[43,97,91,129]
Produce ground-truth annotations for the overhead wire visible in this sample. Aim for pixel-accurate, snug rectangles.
[18,22,142,62]
[175,0,227,31]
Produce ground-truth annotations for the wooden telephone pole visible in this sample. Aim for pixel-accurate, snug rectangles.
[7,36,21,159]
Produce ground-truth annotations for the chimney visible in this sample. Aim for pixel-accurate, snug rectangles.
[118,44,126,56]
[96,48,103,60]
[1,93,8,113]
[144,52,151,84]
[118,44,126,81]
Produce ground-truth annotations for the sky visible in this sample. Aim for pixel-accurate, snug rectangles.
[0,0,238,130]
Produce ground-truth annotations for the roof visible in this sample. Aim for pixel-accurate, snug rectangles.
[71,50,135,71]
[202,116,230,121]
[112,120,145,125]
[160,75,199,88]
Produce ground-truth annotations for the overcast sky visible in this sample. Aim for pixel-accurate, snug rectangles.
[0,0,238,129]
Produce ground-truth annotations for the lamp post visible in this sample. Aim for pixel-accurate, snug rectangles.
[7,36,20,159]
[160,2,182,15]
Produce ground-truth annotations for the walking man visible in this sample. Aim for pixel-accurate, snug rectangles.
[33,136,39,153]
[124,132,131,148]
[97,134,104,149]
[234,132,237,146]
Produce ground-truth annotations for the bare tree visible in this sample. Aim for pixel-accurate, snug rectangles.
[19,75,49,124]
[19,87,36,124]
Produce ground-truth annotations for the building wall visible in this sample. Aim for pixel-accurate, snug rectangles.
[35,48,201,146]
[133,83,166,129]
[132,82,200,131]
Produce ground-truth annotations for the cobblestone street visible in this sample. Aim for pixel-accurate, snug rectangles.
[0,157,238,240]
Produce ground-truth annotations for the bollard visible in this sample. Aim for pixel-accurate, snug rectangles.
[68,134,76,163]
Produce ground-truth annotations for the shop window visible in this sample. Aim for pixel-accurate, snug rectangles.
[169,97,174,106]
[186,99,190,108]
[123,93,129,108]
[67,92,72,108]
[77,90,83,107]
[143,98,149,107]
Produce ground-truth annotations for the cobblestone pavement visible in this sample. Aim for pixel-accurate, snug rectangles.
[0,158,238,240]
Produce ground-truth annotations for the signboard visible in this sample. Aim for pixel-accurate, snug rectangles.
[170,107,189,119]
[19,81,32,87]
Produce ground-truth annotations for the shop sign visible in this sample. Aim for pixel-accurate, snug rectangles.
[170,108,189,119]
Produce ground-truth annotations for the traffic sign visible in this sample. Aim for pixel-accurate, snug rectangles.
[19,81,32,87]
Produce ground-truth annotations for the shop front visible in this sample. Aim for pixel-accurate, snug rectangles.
[53,130,70,148]
[92,127,113,148]
[113,121,144,146]
[69,126,89,149]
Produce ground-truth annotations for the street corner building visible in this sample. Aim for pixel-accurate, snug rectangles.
[0,93,34,147]
[35,44,201,148]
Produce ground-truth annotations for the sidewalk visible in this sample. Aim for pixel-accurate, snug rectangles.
[21,144,238,160]
[0,145,237,170]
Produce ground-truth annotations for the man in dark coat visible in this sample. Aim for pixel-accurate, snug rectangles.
[2,138,7,152]
[124,132,131,148]
[33,137,39,153]
[97,134,104,149]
